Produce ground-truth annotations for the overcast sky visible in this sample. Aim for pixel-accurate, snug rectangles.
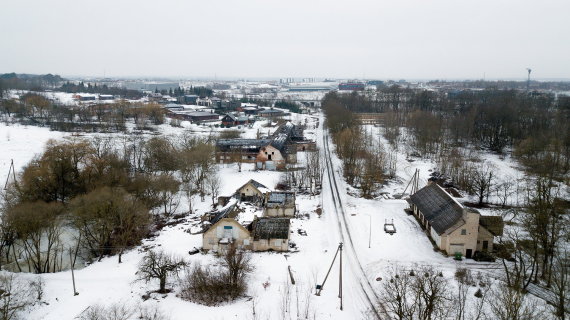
[1,0,569,80]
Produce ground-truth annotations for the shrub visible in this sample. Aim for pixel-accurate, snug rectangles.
[180,245,252,306]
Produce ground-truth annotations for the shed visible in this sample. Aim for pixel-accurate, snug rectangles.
[250,217,290,251]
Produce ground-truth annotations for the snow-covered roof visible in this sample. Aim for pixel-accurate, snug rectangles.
[266,191,295,207]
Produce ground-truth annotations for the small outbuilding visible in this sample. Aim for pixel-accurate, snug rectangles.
[236,179,271,203]
[250,217,290,252]
[264,191,296,217]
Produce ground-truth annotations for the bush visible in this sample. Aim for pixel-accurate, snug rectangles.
[219,129,241,139]
[180,264,242,306]
[78,302,169,320]
[180,245,251,306]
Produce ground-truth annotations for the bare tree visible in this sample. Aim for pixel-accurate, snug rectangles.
[551,250,570,320]
[524,178,565,285]
[413,267,450,320]
[5,201,64,273]
[0,273,37,320]
[379,266,417,320]
[205,173,221,206]
[470,163,495,206]
[137,250,186,294]
[454,268,474,320]
[487,284,538,320]
[496,229,538,291]
[470,274,491,320]
[220,244,253,289]
[496,176,515,207]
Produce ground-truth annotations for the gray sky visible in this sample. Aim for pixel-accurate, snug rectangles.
[1,0,569,80]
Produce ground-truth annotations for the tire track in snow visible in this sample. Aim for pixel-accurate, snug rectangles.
[322,129,385,319]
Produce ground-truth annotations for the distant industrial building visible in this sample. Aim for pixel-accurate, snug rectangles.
[338,82,365,91]
[120,81,180,92]
[167,110,219,123]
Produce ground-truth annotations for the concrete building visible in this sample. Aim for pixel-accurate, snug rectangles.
[202,216,290,252]
[264,191,296,217]
[249,217,290,252]
[202,218,252,251]
[408,183,503,258]
[168,111,219,123]
[236,179,270,203]
[216,122,309,170]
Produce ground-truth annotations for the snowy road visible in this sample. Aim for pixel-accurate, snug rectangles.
[320,126,384,319]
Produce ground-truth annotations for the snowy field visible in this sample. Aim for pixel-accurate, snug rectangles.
[0,123,69,187]
[0,111,554,319]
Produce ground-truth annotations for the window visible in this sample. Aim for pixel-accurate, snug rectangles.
[274,239,282,246]
[243,239,250,245]
[482,241,489,250]
[461,229,467,235]
[223,226,233,239]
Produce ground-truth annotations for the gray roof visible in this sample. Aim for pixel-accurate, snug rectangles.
[479,215,504,236]
[183,111,217,117]
[261,109,283,113]
[245,179,268,191]
[210,202,237,225]
[409,184,463,235]
[266,192,295,207]
[251,218,290,240]
[270,133,289,152]
[216,139,271,152]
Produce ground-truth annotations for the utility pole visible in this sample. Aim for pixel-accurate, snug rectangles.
[316,243,344,311]
[4,159,16,190]
[69,249,79,296]
[368,215,371,249]
[339,243,343,311]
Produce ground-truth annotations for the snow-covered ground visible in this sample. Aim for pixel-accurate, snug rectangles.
[0,111,554,319]
[0,123,69,186]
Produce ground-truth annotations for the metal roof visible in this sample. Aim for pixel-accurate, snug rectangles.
[246,179,269,191]
[217,139,271,147]
[251,218,290,240]
[409,184,463,235]
[479,215,504,236]
[266,192,295,207]
[210,201,237,225]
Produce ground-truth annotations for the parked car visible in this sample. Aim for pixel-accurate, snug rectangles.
[473,251,496,262]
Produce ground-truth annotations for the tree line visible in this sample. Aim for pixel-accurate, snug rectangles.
[58,82,143,99]
[322,94,396,198]
[0,132,219,272]
[0,73,64,97]
[1,94,166,132]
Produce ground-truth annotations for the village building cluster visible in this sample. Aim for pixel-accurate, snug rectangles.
[202,179,296,252]
[216,122,315,170]
[165,100,289,126]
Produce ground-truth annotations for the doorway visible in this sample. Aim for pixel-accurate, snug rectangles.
[466,249,473,258]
